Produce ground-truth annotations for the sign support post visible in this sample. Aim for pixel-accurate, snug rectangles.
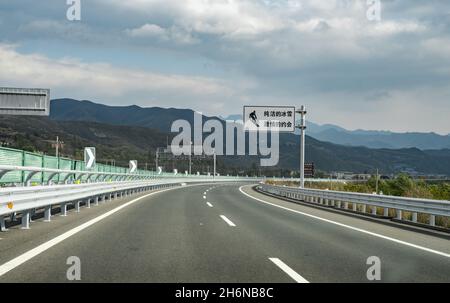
[189,141,192,175]
[296,106,307,189]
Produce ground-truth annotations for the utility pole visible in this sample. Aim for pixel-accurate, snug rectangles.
[375,169,379,194]
[55,136,59,158]
[213,150,216,180]
[189,141,192,175]
[296,106,307,189]
[155,148,159,171]
[54,136,64,158]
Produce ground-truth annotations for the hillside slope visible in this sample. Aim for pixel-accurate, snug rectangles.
[3,111,450,175]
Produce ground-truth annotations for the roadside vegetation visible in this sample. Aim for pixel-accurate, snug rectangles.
[266,174,450,228]
[267,174,450,200]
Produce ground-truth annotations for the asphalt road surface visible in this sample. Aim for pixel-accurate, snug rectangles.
[0,183,449,283]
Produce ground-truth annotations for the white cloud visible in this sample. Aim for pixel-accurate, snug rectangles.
[422,37,450,60]
[0,44,233,105]
[368,20,427,36]
[1,0,450,133]
[126,23,199,44]
[107,0,285,36]
[127,24,166,38]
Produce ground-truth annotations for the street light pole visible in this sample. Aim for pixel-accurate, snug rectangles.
[155,148,159,171]
[296,106,307,189]
[55,136,59,158]
[213,149,216,180]
[375,168,379,194]
[189,141,192,175]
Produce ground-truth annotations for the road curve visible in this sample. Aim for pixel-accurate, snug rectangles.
[0,183,449,283]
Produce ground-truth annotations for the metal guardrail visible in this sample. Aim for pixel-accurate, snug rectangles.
[0,165,259,186]
[258,183,450,228]
[264,177,351,183]
[0,165,155,184]
[0,174,260,231]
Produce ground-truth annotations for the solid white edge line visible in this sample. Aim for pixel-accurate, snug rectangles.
[269,258,309,283]
[239,186,450,259]
[206,202,213,208]
[220,215,236,227]
[0,186,183,277]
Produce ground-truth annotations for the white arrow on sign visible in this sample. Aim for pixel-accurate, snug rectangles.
[173,169,178,175]
[157,166,162,175]
[84,147,96,170]
[129,160,137,173]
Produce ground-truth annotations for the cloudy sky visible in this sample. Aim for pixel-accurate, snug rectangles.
[0,0,449,134]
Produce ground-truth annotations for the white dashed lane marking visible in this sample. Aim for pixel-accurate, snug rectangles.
[220,215,236,227]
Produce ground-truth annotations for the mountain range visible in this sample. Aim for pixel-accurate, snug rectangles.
[44,98,450,176]
[221,114,450,150]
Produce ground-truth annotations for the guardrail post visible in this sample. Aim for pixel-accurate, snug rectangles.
[384,208,389,217]
[75,201,81,213]
[21,210,30,229]
[429,215,436,227]
[352,203,357,212]
[396,210,402,220]
[86,198,91,209]
[372,206,377,215]
[412,212,418,223]
[61,203,68,216]
[30,209,36,222]
[361,204,366,213]
[95,196,99,206]
[44,206,52,222]
[0,216,7,232]
[336,200,341,208]
[344,202,348,210]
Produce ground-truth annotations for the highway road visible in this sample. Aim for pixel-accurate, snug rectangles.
[0,183,449,283]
